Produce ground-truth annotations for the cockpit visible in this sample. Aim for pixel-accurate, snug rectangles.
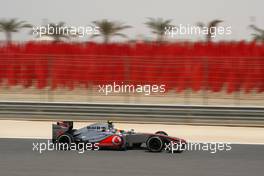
[86,121,115,132]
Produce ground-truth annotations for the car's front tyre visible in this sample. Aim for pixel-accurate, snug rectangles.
[146,136,164,152]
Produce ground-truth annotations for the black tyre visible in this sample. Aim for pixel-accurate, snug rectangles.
[155,131,168,136]
[146,136,164,152]
[57,133,74,150]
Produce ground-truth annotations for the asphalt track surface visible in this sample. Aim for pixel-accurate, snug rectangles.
[0,139,263,176]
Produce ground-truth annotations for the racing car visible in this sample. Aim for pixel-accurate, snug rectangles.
[52,121,187,152]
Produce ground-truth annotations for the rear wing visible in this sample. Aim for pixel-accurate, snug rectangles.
[52,121,73,142]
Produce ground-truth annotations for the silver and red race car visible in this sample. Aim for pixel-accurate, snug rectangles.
[52,121,187,152]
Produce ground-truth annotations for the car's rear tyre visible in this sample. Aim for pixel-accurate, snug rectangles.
[57,133,74,150]
[155,131,168,136]
[146,136,164,152]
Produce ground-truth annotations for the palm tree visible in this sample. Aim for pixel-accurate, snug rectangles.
[249,25,264,42]
[34,22,75,42]
[145,18,173,42]
[92,19,131,43]
[0,18,32,43]
[197,19,223,41]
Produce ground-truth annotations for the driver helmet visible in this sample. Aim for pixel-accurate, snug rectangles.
[107,120,114,129]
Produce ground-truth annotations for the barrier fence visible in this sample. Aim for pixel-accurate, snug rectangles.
[0,101,263,126]
[0,42,264,105]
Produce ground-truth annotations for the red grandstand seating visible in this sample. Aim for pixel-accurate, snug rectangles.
[0,42,263,93]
